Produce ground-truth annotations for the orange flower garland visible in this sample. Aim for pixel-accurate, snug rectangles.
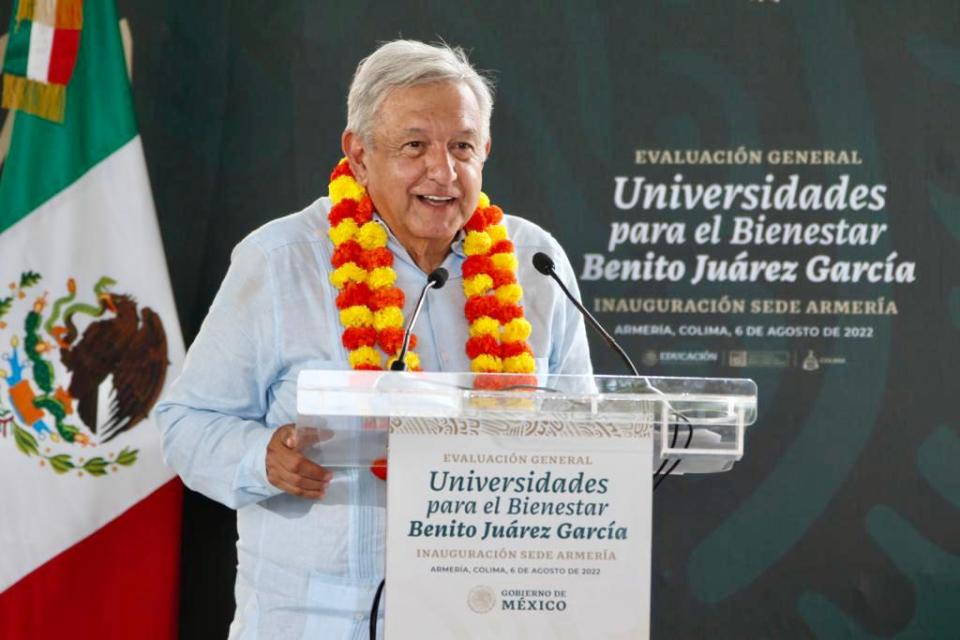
[328,159,421,371]
[326,158,536,379]
[327,159,538,479]
[461,194,536,379]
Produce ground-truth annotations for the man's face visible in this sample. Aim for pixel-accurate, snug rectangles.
[344,82,489,259]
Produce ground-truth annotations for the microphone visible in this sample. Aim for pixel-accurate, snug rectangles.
[532,251,695,489]
[390,267,449,371]
[531,252,639,376]
[428,267,450,289]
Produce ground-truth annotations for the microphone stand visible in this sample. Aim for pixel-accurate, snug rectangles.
[530,252,692,489]
[372,267,448,639]
[390,267,449,371]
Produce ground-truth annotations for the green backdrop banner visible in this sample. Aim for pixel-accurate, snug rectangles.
[3,1,957,638]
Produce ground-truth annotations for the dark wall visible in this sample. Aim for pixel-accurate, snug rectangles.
[4,1,959,638]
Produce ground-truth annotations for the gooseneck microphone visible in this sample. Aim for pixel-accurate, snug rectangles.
[374,267,447,637]
[532,251,694,490]
[532,252,639,376]
[390,267,449,371]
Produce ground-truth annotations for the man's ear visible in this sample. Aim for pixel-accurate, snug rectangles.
[484,137,492,160]
[342,130,368,185]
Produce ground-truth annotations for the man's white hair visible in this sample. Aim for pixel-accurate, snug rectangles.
[346,39,494,144]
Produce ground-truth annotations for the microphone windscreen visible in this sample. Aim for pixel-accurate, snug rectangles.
[532,252,556,275]
[428,267,449,289]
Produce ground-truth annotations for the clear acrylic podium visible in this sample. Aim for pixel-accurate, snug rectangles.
[296,371,756,639]
[296,370,757,472]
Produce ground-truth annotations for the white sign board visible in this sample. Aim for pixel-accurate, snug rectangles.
[385,418,652,639]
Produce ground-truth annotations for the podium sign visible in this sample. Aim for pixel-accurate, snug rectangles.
[386,419,652,639]
[296,371,757,639]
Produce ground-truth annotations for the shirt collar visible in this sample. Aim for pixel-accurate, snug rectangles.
[372,212,466,275]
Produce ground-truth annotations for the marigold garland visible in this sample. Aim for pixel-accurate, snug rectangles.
[326,157,537,377]
[327,159,418,371]
[325,158,538,478]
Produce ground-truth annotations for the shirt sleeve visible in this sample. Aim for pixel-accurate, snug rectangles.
[547,237,594,377]
[155,238,284,509]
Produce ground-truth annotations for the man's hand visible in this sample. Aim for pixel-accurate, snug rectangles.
[265,424,332,499]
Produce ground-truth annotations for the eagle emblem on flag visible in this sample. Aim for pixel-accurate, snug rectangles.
[0,271,169,476]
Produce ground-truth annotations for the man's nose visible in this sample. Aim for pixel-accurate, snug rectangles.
[424,144,457,183]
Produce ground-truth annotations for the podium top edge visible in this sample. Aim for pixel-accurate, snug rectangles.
[297,369,758,399]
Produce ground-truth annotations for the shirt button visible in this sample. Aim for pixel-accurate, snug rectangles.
[355,613,364,621]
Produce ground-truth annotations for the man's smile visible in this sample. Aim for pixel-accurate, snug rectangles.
[416,194,458,207]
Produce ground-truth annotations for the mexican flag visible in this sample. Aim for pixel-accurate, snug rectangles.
[0,1,185,637]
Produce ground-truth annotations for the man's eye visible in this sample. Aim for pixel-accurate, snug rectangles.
[404,141,423,149]
[452,142,476,158]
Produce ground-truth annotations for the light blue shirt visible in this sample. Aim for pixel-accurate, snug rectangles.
[156,197,592,639]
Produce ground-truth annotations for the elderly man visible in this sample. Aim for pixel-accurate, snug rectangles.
[157,40,591,638]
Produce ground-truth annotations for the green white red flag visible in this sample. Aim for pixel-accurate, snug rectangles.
[0,0,185,637]
[2,0,84,122]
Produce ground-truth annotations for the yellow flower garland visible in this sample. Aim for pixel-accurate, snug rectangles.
[326,158,535,377]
